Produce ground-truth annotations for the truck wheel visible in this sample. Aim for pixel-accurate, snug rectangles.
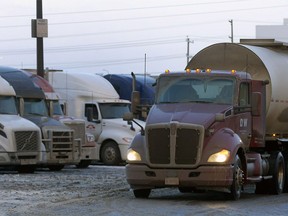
[230,154,243,200]
[17,165,36,174]
[48,165,65,171]
[101,141,121,165]
[268,152,285,194]
[133,189,151,198]
[76,160,91,169]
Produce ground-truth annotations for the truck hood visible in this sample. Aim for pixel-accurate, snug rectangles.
[104,118,145,134]
[146,103,231,129]
[0,114,39,131]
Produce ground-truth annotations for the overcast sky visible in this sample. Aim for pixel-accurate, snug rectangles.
[0,0,288,75]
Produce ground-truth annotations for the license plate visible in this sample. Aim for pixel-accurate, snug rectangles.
[165,177,179,185]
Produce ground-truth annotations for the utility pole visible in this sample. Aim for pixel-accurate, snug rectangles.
[229,19,234,43]
[32,0,48,77]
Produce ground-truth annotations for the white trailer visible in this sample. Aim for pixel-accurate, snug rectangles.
[49,72,145,165]
[0,76,42,173]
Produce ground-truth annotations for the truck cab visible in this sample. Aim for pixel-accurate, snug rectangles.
[0,75,42,173]
[49,71,145,165]
[27,72,97,168]
[0,66,80,171]
[125,69,285,200]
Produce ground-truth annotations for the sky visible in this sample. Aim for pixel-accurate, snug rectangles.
[0,0,288,75]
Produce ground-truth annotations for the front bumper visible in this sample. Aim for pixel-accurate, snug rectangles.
[126,164,234,190]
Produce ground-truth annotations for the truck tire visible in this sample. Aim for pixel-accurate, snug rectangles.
[17,165,36,174]
[230,154,243,200]
[268,151,285,194]
[48,165,65,171]
[76,160,91,169]
[255,151,285,194]
[133,189,151,198]
[100,141,121,165]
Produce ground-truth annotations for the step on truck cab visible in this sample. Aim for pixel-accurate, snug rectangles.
[0,75,42,173]
[27,72,97,168]
[49,71,145,165]
[0,66,81,171]
[125,39,288,200]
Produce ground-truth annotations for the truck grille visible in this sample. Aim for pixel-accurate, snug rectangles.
[51,131,74,152]
[15,131,39,151]
[147,123,204,167]
[63,122,85,146]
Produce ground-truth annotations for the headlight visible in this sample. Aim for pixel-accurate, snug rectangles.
[207,149,230,163]
[127,149,141,162]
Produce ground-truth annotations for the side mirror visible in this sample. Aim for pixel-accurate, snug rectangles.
[19,97,25,116]
[123,112,134,121]
[86,107,94,122]
[131,91,140,114]
[49,100,54,117]
[123,112,145,136]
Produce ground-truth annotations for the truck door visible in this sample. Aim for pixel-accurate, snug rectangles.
[85,103,102,141]
[237,82,252,148]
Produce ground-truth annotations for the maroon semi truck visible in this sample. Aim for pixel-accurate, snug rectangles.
[125,39,288,200]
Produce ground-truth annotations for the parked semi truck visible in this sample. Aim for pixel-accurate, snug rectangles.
[0,75,42,173]
[27,72,97,168]
[49,71,145,165]
[0,66,80,171]
[125,39,288,200]
[104,73,155,120]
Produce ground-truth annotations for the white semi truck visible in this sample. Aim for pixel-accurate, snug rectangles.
[0,66,81,171]
[49,71,145,165]
[27,72,97,168]
[0,75,42,173]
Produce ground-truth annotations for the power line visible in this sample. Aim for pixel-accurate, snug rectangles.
[0,37,186,55]
[0,0,250,18]
[1,4,287,29]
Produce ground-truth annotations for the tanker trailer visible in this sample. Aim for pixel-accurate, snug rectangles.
[185,38,288,193]
[124,39,288,200]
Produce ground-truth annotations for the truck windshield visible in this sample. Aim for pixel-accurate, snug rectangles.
[156,76,235,105]
[24,98,49,116]
[99,103,130,119]
[0,96,18,115]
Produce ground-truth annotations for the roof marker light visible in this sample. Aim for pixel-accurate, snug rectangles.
[165,69,170,74]
[195,69,201,73]
[206,69,211,73]
[231,69,237,74]
[186,69,191,73]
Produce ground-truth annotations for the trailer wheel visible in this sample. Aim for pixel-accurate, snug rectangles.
[230,154,243,200]
[76,160,91,169]
[269,152,285,194]
[101,141,121,165]
[133,189,151,198]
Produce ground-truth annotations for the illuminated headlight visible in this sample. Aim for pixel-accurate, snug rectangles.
[208,149,230,163]
[122,137,133,143]
[127,149,141,162]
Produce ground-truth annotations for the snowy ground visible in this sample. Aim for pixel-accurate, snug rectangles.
[0,165,288,216]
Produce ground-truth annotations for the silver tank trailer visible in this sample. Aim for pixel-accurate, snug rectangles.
[186,39,288,135]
